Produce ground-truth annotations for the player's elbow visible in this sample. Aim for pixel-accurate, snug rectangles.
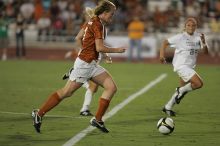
[95,39,106,52]
[163,39,169,47]
[96,46,106,52]
[96,47,102,52]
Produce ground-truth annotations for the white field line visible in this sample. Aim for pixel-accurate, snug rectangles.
[0,111,82,118]
[63,73,167,146]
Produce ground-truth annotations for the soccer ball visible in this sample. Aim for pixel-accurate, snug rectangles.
[157,117,175,135]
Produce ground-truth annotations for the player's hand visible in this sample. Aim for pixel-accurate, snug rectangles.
[64,51,72,59]
[159,56,167,64]
[200,33,206,44]
[117,47,126,53]
[105,56,112,64]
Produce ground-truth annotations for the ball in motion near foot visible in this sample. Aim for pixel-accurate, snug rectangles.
[157,117,174,135]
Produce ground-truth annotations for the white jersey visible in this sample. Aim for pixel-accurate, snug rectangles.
[168,31,205,71]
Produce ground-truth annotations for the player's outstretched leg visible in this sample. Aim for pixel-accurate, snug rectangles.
[174,84,191,104]
[32,109,42,133]
[90,98,110,133]
[162,86,188,116]
[80,81,98,116]
[162,88,179,116]
[32,92,62,133]
[80,110,93,116]
[162,107,176,117]
[90,117,109,133]
[80,87,94,116]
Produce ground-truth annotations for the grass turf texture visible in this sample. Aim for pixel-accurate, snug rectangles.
[0,60,220,146]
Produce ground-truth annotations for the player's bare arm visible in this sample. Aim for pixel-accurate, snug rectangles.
[95,39,126,53]
[65,29,85,59]
[75,28,85,50]
[159,39,169,64]
[200,33,209,54]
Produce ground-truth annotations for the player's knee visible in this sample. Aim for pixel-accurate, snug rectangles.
[195,81,203,89]
[111,85,117,94]
[106,85,117,94]
[90,86,98,93]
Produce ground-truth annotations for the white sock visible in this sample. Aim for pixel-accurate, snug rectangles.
[165,83,193,110]
[179,83,193,94]
[80,89,93,112]
[165,91,178,110]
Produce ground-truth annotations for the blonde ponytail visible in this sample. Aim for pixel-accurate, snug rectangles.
[85,7,95,18]
[94,0,116,16]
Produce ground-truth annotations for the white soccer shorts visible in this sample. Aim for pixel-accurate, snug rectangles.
[176,66,196,82]
[69,57,106,83]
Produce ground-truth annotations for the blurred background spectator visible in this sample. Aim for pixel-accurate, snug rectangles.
[127,16,145,62]
[15,13,26,58]
[34,0,44,22]
[0,0,218,34]
[0,0,220,59]
[209,17,220,57]
[20,0,35,24]
[37,11,51,41]
[0,12,9,61]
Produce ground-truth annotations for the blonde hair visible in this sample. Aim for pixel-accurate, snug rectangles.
[94,0,116,16]
[182,17,198,32]
[85,0,115,19]
[85,7,95,18]
[184,17,197,27]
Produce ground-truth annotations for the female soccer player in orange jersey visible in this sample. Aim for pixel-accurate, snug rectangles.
[32,0,126,133]
[63,7,113,116]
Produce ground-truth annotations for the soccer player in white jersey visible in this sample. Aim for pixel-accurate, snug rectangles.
[159,17,209,116]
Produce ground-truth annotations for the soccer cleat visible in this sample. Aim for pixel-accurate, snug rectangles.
[62,73,69,80]
[32,109,42,133]
[175,87,188,104]
[90,117,109,133]
[80,110,93,116]
[162,107,176,117]
[62,68,73,80]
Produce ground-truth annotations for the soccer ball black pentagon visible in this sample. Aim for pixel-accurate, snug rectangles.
[157,117,175,135]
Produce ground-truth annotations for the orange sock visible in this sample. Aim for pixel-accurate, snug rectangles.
[38,92,62,117]
[95,98,110,121]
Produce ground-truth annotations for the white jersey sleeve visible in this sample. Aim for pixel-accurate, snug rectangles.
[167,34,182,48]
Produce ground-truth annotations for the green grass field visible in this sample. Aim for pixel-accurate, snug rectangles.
[0,60,220,146]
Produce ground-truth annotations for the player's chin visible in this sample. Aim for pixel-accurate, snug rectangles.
[187,30,194,35]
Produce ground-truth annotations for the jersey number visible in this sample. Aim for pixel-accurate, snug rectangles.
[190,49,198,55]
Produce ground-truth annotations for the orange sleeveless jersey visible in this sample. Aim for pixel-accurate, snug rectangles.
[78,16,106,63]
